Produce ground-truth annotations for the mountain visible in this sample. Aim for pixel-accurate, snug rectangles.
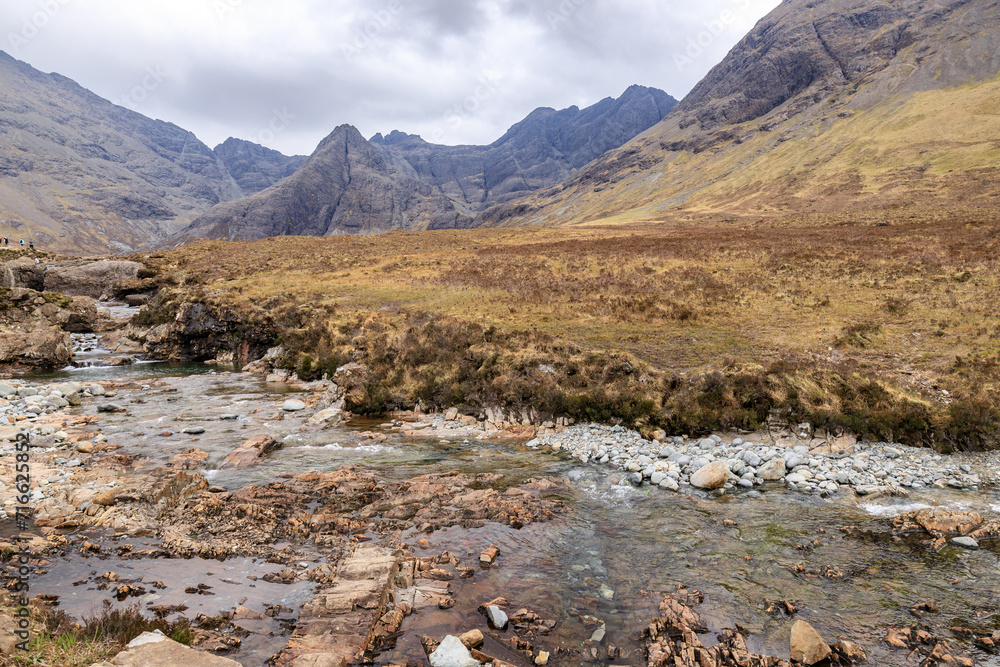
[214,138,308,195]
[481,0,1000,226]
[177,86,676,241]
[0,52,311,254]
[0,51,242,253]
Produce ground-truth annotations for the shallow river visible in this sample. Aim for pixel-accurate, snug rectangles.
[26,361,1000,666]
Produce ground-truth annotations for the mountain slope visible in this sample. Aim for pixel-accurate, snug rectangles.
[482,0,1000,226]
[180,125,459,240]
[0,51,245,253]
[178,86,677,241]
[214,137,308,195]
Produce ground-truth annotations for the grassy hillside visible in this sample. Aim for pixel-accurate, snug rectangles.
[506,75,1000,225]
[130,210,1000,450]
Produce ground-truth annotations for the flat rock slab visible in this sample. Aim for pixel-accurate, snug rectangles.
[272,545,400,666]
[90,633,241,666]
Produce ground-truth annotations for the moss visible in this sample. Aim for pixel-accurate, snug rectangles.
[41,291,72,309]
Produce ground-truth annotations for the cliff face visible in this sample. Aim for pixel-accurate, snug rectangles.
[481,0,1000,226]
[214,138,308,195]
[178,86,677,241]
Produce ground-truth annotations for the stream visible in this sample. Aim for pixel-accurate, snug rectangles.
[18,326,1000,666]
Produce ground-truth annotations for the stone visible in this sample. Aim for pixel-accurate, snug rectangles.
[430,635,481,667]
[76,441,94,453]
[486,605,508,630]
[0,613,18,655]
[101,631,242,665]
[790,620,831,665]
[92,489,119,507]
[272,545,400,666]
[458,629,484,650]
[759,458,786,481]
[302,400,346,430]
[690,460,731,490]
[0,427,23,441]
[952,536,979,549]
[171,449,210,470]
[222,434,281,468]
[43,261,144,299]
[832,640,868,664]
[535,651,550,666]
[480,545,500,565]
[659,478,679,492]
[181,426,206,435]
[282,399,307,412]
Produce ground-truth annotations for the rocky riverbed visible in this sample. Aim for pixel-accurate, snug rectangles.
[1,366,999,666]
[525,423,990,498]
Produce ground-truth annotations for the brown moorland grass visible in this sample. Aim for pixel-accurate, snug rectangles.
[128,208,1000,450]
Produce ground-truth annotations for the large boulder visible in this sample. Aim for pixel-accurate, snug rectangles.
[0,325,71,369]
[62,296,104,333]
[44,260,144,299]
[1,257,45,291]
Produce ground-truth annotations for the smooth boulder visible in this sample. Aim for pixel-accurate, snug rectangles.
[690,460,731,490]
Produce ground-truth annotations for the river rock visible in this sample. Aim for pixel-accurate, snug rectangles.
[92,489,119,506]
[172,449,210,470]
[458,629,484,649]
[690,460,731,490]
[893,508,984,535]
[302,400,346,430]
[951,536,979,549]
[832,640,867,664]
[486,605,508,630]
[282,399,307,412]
[430,635,481,667]
[759,458,786,481]
[0,427,23,441]
[222,434,281,468]
[790,620,831,665]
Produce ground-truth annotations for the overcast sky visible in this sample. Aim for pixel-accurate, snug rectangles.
[2,0,781,156]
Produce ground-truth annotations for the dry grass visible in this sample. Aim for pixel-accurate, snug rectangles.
[0,595,196,667]
[129,209,1000,448]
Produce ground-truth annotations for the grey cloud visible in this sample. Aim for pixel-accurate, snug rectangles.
[0,0,781,155]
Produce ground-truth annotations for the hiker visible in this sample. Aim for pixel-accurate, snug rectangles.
[28,241,33,250]
[19,239,24,246]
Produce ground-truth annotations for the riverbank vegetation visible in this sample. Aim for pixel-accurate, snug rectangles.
[125,208,1000,451]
